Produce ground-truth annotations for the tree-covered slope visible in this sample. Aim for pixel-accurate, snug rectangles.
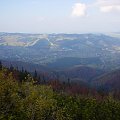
[0,63,120,120]
[92,69,120,92]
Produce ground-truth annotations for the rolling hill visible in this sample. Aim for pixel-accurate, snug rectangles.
[92,69,120,91]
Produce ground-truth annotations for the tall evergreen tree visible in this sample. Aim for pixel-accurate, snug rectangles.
[67,78,70,85]
[34,70,37,78]
[42,75,46,84]
[21,67,24,73]
[0,61,2,70]
[38,75,41,84]
[10,64,14,71]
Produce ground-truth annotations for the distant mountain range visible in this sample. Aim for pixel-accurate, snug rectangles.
[1,32,120,71]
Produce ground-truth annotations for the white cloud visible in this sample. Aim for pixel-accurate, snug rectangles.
[100,5,120,13]
[97,0,120,13]
[97,0,120,5]
[72,3,87,17]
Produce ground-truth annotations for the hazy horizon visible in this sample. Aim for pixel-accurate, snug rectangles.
[0,31,119,34]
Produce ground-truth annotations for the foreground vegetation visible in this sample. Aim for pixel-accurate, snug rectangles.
[0,65,120,120]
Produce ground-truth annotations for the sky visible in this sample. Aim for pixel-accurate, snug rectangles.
[0,0,120,33]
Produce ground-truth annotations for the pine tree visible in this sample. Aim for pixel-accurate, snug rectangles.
[68,78,70,85]
[42,75,46,84]
[0,61,2,70]
[10,64,14,71]
[38,75,41,84]
[21,67,24,73]
[34,70,37,79]
[67,78,71,87]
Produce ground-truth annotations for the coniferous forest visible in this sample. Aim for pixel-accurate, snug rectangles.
[0,62,120,120]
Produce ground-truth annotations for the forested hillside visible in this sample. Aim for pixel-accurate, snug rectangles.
[0,62,120,120]
[92,69,120,93]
